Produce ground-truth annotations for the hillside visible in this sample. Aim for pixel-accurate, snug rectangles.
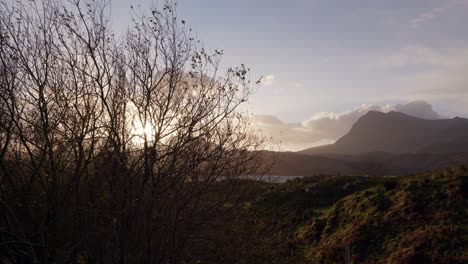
[301,111,468,155]
[262,151,361,176]
[266,150,468,177]
[185,167,468,263]
[297,171,467,263]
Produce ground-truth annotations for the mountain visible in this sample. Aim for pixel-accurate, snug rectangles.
[264,111,468,177]
[300,111,468,155]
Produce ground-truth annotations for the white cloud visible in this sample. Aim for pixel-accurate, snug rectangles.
[383,100,440,119]
[260,74,276,86]
[252,100,443,151]
[411,7,444,28]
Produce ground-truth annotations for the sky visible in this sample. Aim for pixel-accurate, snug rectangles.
[110,0,468,150]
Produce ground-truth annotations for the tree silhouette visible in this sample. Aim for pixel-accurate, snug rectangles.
[0,0,266,262]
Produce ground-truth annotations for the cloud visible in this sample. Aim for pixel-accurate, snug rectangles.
[372,45,468,111]
[252,100,443,151]
[384,100,440,119]
[260,74,276,86]
[409,0,468,28]
[411,7,444,28]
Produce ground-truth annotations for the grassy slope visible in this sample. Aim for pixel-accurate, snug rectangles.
[185,167,467,263]
[304,177,465,262]
[255,169,467,263]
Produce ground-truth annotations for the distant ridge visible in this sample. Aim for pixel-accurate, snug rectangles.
[300,111,468,155]
[266,111,468,177]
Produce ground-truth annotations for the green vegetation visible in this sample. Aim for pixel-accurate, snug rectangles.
[185,168,467,263]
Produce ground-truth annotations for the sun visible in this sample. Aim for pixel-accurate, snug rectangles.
[131,120,155,145]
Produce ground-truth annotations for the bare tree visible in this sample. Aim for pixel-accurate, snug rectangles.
[0,0,266,263]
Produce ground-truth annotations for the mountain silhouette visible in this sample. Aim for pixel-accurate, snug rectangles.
[300,111,468,155]
[267,111,468,176]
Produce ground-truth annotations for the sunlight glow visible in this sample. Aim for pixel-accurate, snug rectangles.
[131,120,155,145]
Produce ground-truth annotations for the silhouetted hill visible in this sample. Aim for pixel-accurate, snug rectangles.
[301,111,468,155]
[262,151,361,176]
[266,150,468,177]
[264,112,468,177]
